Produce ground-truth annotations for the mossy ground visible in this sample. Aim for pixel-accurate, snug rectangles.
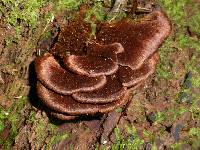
[0,0,199,149]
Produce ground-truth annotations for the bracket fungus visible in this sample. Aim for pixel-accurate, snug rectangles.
[35,10,171,120]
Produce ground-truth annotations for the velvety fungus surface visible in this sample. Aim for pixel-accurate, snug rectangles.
[37,82,130,115]
[35,10,171,120]
[35,54,107,95]
[72,75,127,104]
[97,11,171,70]
[63,43,124,77]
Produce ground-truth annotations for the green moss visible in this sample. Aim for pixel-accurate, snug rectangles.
[189,128,200,138]
[187,2,200,36]
[35,119,47,143]
[106,10,127,22]
[115,108,123,113]
[170,142,184,150]
[32,120,70,149]
[0,96,27,149]
[1,0,45,39]
[157,0,200,80]
[26,110,36,124]
[0,0,86,39]
[55,0,85,11]
[84,0,105,38]
[154,107,188,125]
[159,0,189,26]
[189,93,200,121]
[46,132,69,149]
[143,130,159,149]
[85,0,105,22]
[109,126,144,150]
[0,107,7,133]
[189,127,200,149]
[188,13,200,36]
[156,3,200,141]
[169,127,200,149]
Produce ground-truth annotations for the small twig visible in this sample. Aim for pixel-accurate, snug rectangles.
[108,0,128,22]
[110,0,127,13]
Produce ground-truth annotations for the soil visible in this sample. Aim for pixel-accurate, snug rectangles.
[0,0,199,150]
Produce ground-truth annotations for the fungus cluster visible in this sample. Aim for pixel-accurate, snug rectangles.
[35,10,171,120]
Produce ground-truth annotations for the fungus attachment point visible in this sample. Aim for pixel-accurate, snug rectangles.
[35,10,171,120]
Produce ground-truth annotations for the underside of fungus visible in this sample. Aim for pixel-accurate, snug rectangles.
[35,10,171,120]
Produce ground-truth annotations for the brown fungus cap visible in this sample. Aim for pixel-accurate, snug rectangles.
[63,43,124,77]
[87,42,124,59]
[63,55,118,77]
[50,19,91,57]
[37,82,130,115]
[50,112,78,121]
[35,10,171,120]
[97,10,171,70]
[35,54,106,95]
[118,52,159,87]
[72,75,127,104]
